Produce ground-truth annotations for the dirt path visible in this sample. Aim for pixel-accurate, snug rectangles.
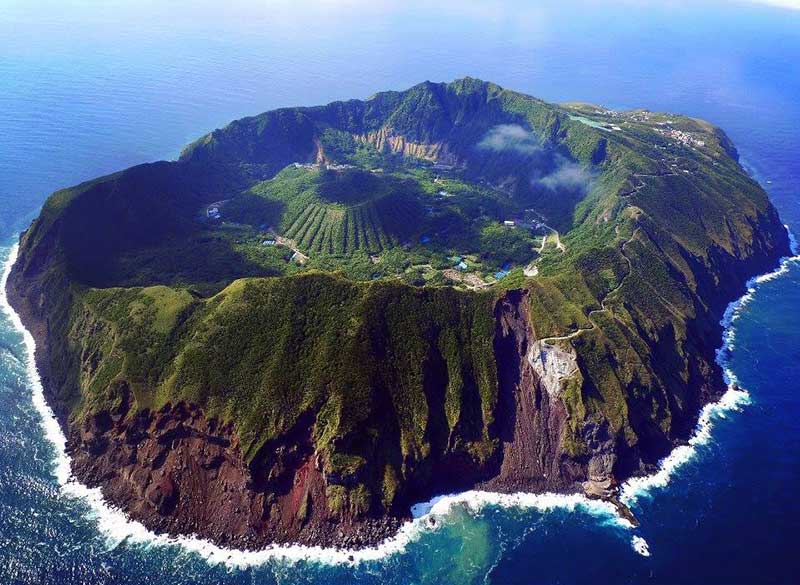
[541,227,640,344]
[553,231,565,252]
[620,170,678,198]
[443,269,490,289]
[274,235,310,264]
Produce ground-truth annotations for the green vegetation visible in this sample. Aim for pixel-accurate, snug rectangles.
[13,78,787,518]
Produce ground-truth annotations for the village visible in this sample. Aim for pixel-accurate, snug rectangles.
[196,158,575,289]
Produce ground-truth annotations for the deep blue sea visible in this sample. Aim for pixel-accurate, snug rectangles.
[1,1,799,583]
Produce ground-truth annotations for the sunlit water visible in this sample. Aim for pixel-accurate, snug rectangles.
[1,1,799,583]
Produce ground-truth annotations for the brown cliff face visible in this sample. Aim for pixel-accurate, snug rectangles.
[69,395,402,550]
[480,290,584,493]
[7,210,791,550]
[59,287,596,551]
[58,284,636,550]
[5,78,792,550]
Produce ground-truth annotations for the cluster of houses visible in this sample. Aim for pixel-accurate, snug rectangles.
[325,163,355,171]
[291,162,356,172]
[654,126,707,149]
[205,199,230,221]
[450,256,468,271]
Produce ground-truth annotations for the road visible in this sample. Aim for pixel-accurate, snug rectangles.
[541,227,640,345]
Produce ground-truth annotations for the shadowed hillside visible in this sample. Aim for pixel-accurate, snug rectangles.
[7,78,790,549]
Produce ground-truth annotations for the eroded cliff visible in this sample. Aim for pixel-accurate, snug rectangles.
[6,78,792,549]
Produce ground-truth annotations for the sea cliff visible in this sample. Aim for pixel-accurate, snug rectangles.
[7,79,791,549]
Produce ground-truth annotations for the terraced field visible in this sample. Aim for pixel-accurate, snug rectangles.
[243,166,424,255]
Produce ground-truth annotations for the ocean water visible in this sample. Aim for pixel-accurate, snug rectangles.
[1,1,799,583]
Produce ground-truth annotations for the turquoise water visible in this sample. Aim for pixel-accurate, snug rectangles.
[1,1,799,583]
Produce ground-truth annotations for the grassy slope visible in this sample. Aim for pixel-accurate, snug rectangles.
[13,78,788,516]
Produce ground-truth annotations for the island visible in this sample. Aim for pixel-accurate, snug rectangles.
[7,78,790,550]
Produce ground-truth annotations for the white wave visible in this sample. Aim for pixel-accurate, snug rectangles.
[631,535,650,557]
[0,243,628,568]
[621,224,799,505]
[0,244,71,487]
[2,223,797,568]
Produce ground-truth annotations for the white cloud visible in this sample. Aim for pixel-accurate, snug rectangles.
[535,160,594,192]
[478,124,542,154]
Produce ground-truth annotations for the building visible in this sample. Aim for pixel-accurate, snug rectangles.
[503,220,516,227]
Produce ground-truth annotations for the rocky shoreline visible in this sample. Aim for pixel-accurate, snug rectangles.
[5,78,792,552]
[5,226,789,551]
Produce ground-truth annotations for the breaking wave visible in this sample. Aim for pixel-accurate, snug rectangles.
[631,535,650,557]
[1,224,796,568]
[620,225,799,505]
[0,243,625,568]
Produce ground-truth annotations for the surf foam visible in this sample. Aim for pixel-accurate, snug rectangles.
[2,222,797,567]
[0,243,626,568]
[620,225,800,505]
[631,535,650,557]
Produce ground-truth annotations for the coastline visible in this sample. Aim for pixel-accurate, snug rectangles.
[2,226,797,567]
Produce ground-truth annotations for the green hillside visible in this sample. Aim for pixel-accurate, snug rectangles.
[8,78,790,545]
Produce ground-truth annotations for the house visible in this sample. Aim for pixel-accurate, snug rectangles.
[456,260,468,271]
[494,270,509,280]
[290,251,308,265]
[503,220,516,227]
[261,239,276,246]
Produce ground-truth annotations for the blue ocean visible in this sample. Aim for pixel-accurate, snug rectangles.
[1,1,799,583]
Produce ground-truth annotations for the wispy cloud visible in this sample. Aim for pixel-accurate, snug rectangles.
[535,158,594,192]
[478,124,542,154]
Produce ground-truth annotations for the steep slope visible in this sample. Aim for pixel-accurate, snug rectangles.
[7,79,790,549]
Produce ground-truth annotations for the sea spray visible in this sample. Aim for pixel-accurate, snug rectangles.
[620,225,800,506]
[631,535,650,557]
[2,223,797,568]
[0,243,626,568]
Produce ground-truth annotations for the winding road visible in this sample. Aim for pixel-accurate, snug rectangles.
[541,227,640,345]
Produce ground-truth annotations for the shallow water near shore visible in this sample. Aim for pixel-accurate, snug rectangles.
[1,1,800,583]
